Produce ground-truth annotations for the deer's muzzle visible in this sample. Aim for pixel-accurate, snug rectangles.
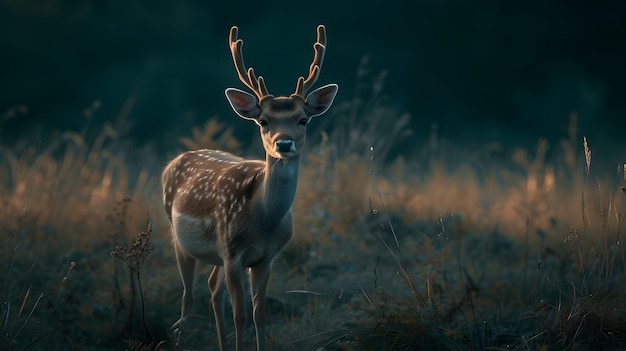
[275,139,295,154]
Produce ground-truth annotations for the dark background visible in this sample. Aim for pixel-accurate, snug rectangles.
[1,0,624,164]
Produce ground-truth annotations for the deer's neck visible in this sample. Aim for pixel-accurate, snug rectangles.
[258,154,300,227]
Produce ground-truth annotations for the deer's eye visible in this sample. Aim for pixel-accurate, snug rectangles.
[298,118,308,126]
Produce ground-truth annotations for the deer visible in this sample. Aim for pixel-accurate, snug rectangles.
[161,24,338,351]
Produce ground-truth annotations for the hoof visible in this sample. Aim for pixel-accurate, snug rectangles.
[170,318,186,350]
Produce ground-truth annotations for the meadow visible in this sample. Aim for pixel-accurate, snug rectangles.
[2,75,626,351]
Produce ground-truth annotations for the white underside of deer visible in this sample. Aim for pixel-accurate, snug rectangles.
[162,24,338,351]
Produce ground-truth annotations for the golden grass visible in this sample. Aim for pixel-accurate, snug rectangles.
[0,129,163,251]
[1,103,625,349]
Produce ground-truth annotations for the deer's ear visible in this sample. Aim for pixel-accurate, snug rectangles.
[305,84,338,117]
[225,88,261,120]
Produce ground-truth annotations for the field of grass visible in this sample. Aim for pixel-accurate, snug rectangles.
[2,81,626,350]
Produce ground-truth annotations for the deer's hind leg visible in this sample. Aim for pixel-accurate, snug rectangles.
[171,242,197,349]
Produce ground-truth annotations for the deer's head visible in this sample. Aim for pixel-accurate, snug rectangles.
[225,25,338,159]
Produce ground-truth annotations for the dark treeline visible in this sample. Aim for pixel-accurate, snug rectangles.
[1,0,624,162]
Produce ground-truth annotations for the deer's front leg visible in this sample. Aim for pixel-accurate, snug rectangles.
[224,260,247,351]
[250,262,271,351]
[209,266,228,351]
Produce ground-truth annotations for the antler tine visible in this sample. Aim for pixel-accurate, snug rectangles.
[229,26,270,100]
[293,25,327,97]
[246,67,270,98]
[316,24,327,47]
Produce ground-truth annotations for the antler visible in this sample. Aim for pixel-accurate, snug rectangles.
[293,25,327,98]
[229,26,271,100]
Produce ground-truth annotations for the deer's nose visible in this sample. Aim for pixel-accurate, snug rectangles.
[275,139,295,153]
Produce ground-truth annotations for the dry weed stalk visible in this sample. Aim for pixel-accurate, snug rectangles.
[111,222,154,340]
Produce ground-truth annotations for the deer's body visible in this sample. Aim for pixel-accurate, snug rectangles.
[163,150,296,266]
[162,25,338,351]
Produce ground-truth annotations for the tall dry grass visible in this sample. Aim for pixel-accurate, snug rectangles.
[1,67,625,349]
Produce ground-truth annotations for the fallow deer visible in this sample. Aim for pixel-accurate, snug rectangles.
[162,25,338,351]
